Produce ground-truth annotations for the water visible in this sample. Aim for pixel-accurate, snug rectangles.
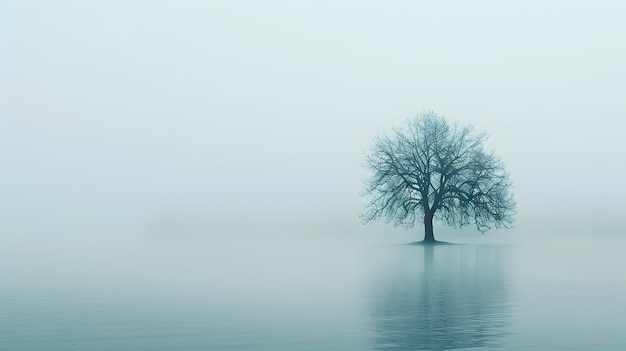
[2,232,626,350]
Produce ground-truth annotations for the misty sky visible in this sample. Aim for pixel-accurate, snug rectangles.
[2,1,625,235]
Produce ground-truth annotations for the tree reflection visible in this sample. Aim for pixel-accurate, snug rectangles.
[368,245,510,350]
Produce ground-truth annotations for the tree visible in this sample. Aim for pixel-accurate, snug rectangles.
[361,111,516,243]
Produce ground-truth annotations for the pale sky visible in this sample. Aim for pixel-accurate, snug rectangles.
[2,1,625,236]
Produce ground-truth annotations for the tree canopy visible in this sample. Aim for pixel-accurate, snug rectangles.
[361,111,516,242]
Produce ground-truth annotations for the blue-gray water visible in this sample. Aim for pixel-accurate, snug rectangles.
[2,233,626,350]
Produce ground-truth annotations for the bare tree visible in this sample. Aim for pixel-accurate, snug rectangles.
[361,111,516,243]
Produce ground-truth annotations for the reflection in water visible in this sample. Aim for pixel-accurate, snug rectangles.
[368,245,511,350]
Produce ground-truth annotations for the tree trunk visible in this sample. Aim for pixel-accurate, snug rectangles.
[423,211,435,243]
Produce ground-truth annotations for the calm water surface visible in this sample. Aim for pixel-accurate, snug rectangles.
[2,233,626,350]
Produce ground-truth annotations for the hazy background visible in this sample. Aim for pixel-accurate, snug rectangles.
[3,3,626,350]
[2,0,625,240]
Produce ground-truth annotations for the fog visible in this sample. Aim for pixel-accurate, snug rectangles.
[3,3,626,350]
[2,1,625,240]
